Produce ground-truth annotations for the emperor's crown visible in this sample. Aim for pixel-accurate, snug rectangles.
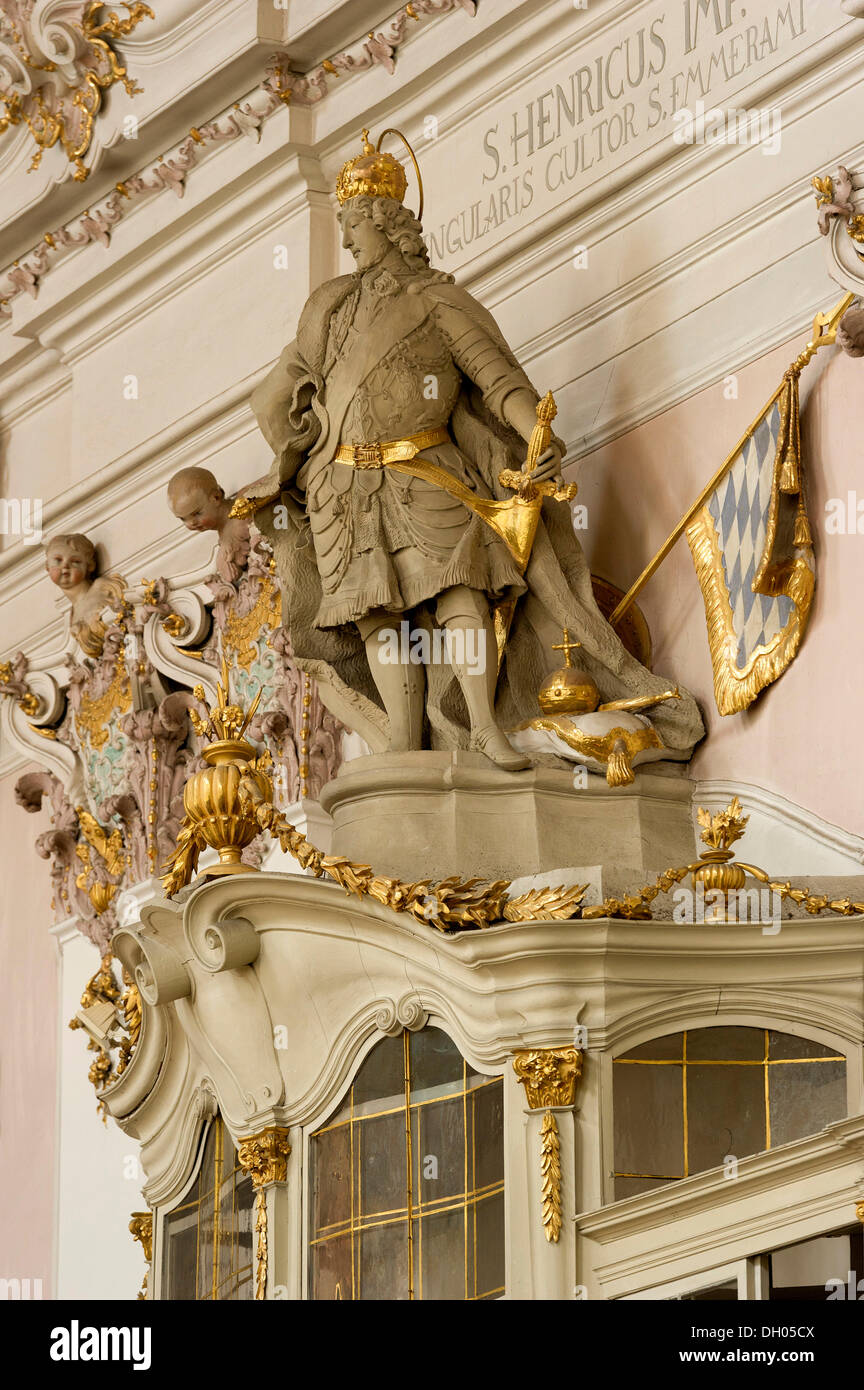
[336,129,408,206]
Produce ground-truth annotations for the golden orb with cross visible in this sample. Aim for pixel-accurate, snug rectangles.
[537,628,600,715]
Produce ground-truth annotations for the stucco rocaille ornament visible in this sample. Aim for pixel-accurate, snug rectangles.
[0,1,154,181]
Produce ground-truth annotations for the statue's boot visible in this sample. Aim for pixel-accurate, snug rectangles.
[357,610,425,751]
[437,585,530,772]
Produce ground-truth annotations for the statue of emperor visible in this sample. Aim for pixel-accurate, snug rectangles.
[243,130,704,770]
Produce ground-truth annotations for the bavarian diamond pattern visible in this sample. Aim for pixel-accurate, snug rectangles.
[707,401,794,670]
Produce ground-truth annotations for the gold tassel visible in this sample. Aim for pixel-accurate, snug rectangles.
[794,501,812,549]
[778,377,802,494]
[606,741,635,787]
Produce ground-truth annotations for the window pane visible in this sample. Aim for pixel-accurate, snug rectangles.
[772,1235,851,1289]
[309,1029,504,1300]
[621,1033,684,1061]
[312,1123,352,1233]
[161,1118,255,1302]
[687,1027,765,1060]
[415,1208,466,1300]
[358,1111,407,1217]
[686,1063,765,1171]
[410,1026,464,1094]
[309,1231,353,1301]
[768,1031,842,1060]
[353,1033,404,1110]
[769,1061,846,1148]
[613,1028,847,1195]
[613,1061,684,1177]
[358,1220,409,1300]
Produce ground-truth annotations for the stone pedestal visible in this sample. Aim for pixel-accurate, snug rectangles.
[319,751,697,883]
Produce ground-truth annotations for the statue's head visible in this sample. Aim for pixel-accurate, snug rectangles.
[339,196,430,273]
[168,466,228,532]
[44,533,96,593]
[336,129,449,281]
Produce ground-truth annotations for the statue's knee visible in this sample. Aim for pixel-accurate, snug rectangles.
[436,584,489,628]
[356,608,396,643]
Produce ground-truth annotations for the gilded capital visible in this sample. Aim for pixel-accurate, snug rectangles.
[238,1127,292,1188]
[856,1199,864,1226]
[513,1046,583,1109]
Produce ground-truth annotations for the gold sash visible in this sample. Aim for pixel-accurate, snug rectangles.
[334,425,557,572]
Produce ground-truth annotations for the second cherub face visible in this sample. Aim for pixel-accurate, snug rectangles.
[45,542,91,592]
[169,483,226,533]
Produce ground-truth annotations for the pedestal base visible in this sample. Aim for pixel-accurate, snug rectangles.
[319,751,697,883]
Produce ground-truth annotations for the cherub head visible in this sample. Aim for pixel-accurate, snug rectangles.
[167,467,231,534]
[44,533,97,598]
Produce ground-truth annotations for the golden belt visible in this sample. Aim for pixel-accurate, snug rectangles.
[334,426,450,470]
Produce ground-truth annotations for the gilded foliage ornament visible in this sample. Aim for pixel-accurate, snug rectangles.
[513,1047,583,1110]
[0,1,154,181]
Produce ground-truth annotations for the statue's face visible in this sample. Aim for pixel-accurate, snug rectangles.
[340,206,392,271]
[170,482,224,532]
[45,542,90,591]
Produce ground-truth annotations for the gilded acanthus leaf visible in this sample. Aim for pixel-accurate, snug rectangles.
[503,883,587,921]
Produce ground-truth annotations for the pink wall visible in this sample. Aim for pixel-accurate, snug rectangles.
[576,332,864,838]
[0,766,57,1296]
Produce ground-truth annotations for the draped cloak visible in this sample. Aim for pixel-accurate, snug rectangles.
[246,268,705,758]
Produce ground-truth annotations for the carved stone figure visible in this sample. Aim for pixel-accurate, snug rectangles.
[245,131,704,769]
[167,466,251,584]
[44,532,125,658]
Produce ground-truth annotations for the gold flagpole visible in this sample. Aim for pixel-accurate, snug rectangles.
[608,292,855,631]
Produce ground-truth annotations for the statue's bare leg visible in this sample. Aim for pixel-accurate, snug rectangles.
[356,609,425,752]
[436,585,530,771]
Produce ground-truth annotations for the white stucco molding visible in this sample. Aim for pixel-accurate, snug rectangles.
[694,779,864,874]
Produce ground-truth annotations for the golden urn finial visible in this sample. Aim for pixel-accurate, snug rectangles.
[336,127,410,206]
[161,660,272,891]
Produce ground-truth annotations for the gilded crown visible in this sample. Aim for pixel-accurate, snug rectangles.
[336,128,408,206]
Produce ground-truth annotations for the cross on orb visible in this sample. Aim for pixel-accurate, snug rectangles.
[552,627,582,668]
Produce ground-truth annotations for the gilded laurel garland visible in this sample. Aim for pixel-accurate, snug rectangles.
[160,669,863,931]
[539,1111,563,1243]
[237,1128,291,1303]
